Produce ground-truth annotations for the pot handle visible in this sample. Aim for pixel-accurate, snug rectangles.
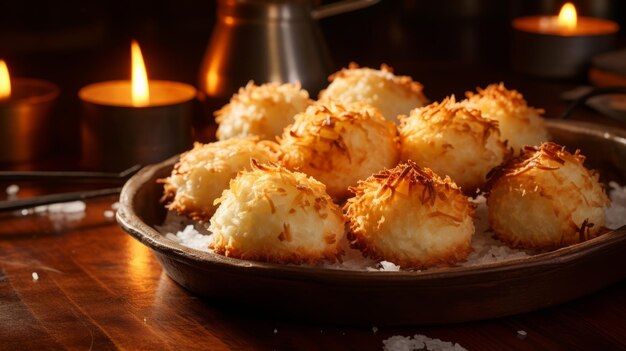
[312,0,381,19]
[560,86,626,119]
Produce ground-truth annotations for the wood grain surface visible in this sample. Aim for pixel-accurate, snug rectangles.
[2,3,626,345]
[2,78,626,350]
[0,185,625,351]
[116,124,626,326]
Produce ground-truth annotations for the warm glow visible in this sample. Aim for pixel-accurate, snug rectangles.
[558,3,577,30]
[131,40,150,107]
[0,60,10,99]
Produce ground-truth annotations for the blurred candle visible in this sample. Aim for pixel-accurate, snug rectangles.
[0,59,59,163]
[512,2,619,78]
[0,60,11,99]
[558,3,577,31]
[79,40,197,171]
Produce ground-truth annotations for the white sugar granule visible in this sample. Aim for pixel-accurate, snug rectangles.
[47,201,86,214]
[383,334,467,351]
[6,184,19,196]
[111,202,120,210]
[32,272,39,281]
[21,201,88,231]
[157,183,626,272]
[605,181,626,229]
[159,222,213,251]
[104,210,115,218]
[366,261,402,272]
[379,261,401,271]
[517,330,527,339]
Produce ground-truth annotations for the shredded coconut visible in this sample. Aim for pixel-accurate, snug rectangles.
[383,334,467,351]
[517,330,527,339]
[32,272,39,281]
[157,184,626,271]
[104,210,115,218]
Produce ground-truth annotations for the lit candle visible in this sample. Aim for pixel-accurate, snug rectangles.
[512,2,619,78]
[0,60,11,99]
[131,40,150,107]
[0,59,59,163]
[79,40,197,171]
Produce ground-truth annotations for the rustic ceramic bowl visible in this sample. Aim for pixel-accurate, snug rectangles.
[117,120,626,325]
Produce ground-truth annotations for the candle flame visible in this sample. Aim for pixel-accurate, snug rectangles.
[558,2,577,30]
[131,40,150,107]
[0,60,10,99]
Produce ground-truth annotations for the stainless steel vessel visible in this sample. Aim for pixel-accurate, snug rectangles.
[197,0,379,138]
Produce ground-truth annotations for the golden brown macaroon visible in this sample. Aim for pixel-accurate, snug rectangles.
[487,142,610,250]
[160,138,279,222]
[399,96,509,194]
[279,100,399,200]
[319,63,428,123]
[344,161,475,269]
[464,83,549,154]
[209,160,345,264]
[215,81,311,140]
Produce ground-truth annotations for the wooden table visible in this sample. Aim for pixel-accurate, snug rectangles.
[2,16,626,349]
[1,187,625,351]
[2,84,626,351]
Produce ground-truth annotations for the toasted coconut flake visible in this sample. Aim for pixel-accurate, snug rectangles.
[209,162,345,265]
[487,142,610,249]
[280,100,399,200]
[215,81,311,140]
[399,96,510,193]
[160,138,279,222]
[344,161,475,269]
[320,63,428,123]
[464,83,549,154]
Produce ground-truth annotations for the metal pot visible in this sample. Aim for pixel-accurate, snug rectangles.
[197,0,379,133]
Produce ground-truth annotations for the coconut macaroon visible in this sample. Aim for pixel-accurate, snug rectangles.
[399,96,509,193]
[160,138,279,222]
[209,160,345,264]
[465,83,549,154]
[487,142,610,250]
[344,161,475,269]
[279,100,399,200]
[319,63,428,123]
[215,81,311,140]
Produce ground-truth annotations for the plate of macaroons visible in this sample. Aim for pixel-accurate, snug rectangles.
[118,63,626,325]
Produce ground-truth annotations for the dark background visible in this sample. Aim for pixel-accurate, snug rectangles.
[0,0,625,163]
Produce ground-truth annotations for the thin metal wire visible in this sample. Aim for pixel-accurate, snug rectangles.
[0,164,141,212]
[0,187,122,212]
[560,86,626,120]
[0,164,141,182]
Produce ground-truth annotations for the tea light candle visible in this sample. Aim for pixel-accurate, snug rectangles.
[79,40,197,171]
[512,3,619,78]
[0,60,60,163]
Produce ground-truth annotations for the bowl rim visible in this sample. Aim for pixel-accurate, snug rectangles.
[116,119,626,285]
